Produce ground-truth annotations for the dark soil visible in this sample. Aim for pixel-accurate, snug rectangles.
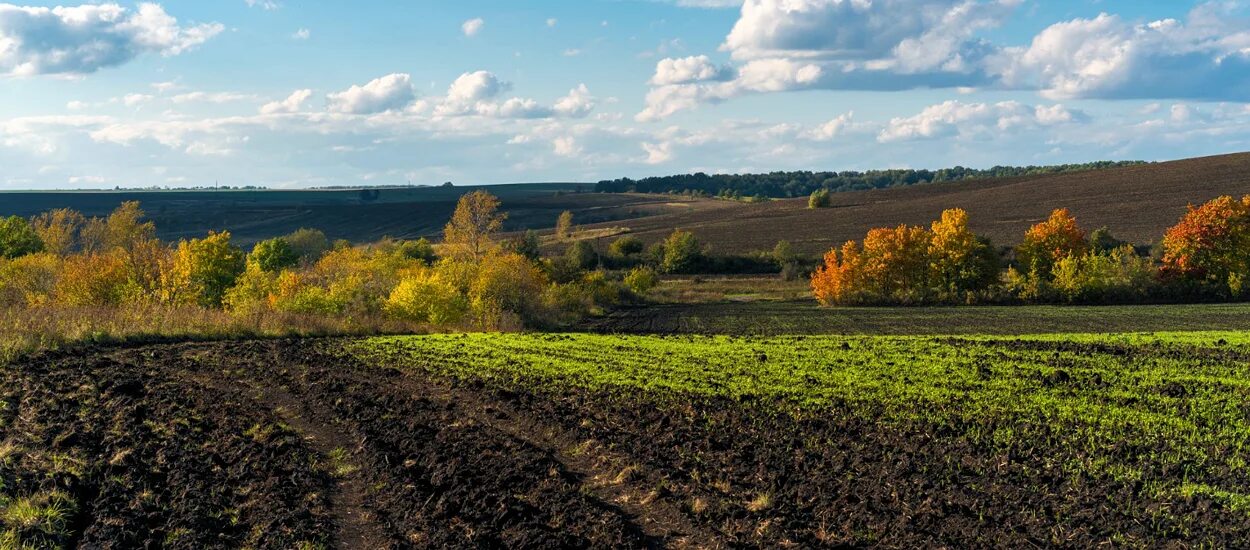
[4,338,1249,548]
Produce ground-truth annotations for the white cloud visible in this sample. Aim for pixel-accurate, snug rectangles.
[878,100,1083,142]
[650,55,731,85]
[172,92,259,104]
[802,111,855,141]
[327,74,416,114]
[547,18,558,27]
[462,18,484,37]
[260,89,314,114]
[245,0,280,10]
[292,28,311,40]
[642,141,673,164]
[993,7,1250,100]
[553,136,582,157]
[0,3,223,76]
[722,0,1014,62]
[554,84,596,118]
[446,70,507,104]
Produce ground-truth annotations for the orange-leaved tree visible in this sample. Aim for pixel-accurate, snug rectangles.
[811,241,865,306]
[1016,208,1088,279]
[812,224,931,305]
[929,208,998,294]
[1160,195,1250,295]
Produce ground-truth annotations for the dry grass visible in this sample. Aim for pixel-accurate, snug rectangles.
[647,276,811,304]
[0,304,421,364]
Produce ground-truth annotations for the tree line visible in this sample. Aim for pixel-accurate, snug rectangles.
[0,193,651,333]
[811,196,1250,306]
[595,161,1147,199]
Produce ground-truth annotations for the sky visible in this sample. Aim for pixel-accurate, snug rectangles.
[0,0,1249,189]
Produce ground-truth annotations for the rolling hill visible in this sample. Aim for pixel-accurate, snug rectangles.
[577,152,1250,255]
[0,183,706,246]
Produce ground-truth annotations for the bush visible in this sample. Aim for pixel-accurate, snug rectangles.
[503,231,540,261]
[0,216,43,259]
[609,236,644,258]
[470,252,548,324]
[0,253,60,307]
[660,230,703,274]
[250,238,299,272]
[566,241,598,270]
[396,238,438,264]
[624,266,659,294]
[386,273,468,325]
[168,232,246,307]
[285,228,331,264]
[808,189,832,209]
[224,263,279,315]
[53,252,133,307]
[1052,245,1154,303]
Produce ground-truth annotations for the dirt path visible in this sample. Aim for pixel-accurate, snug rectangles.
[171,360,390,549]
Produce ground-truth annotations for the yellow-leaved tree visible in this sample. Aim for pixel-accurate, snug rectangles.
[443,191,506,264]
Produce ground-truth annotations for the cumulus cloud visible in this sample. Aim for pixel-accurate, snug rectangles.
[326,74,415,114]
[640,0,1250,119]
[260,89,314,114]
[554,84,596,118]
[992,7,1250,100]
[0,3,224,76]
[722,0,1015,62]
[802,111,855,141]
[462,18,484,37]
[878,100,1083,142]
[650,55,732,85]
[446,70,507,104]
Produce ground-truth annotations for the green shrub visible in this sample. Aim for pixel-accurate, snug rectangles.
[624,266,659,294]
[609,236,645,258]
[660,230,703,274]
[0,216,43,259]
[250,238,299,272]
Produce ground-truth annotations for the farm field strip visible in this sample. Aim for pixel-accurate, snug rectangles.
[352,333,1250,525]
[5,330,1250,547]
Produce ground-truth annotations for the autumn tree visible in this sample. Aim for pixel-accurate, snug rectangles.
[929,208,999,294]
[811,241,865,306]
[103,201,156,252]
[31,208,86,256]
[555,210,574,240]
[1160,195,1250,295]
[0,216,43,259]
[169,231,246,307]
[1016,208,1088,279]
[443,191,506,263]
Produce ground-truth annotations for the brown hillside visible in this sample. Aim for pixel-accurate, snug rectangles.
[583,152,1250,255]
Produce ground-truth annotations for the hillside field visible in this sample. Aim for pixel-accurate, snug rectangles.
[578,152,1250,255]
[3,152,1249,257]
[0,184,721,246]
[5,330,1250,547]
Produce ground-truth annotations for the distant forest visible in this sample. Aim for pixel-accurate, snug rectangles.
[595,161,1149,199]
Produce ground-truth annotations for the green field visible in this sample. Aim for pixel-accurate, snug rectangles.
[590,300,1250,335]
[353,331,1250,518]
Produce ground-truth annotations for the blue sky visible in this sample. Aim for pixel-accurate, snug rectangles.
[1,0,1248,189]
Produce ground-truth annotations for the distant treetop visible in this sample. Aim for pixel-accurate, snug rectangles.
[595,161,1149,199]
